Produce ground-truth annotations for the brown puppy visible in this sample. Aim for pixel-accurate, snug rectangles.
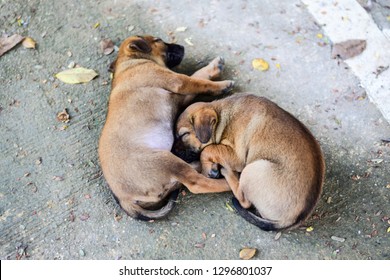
[176,94,325,231]
[98,35,234,220]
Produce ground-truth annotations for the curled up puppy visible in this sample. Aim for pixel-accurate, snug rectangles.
[176,94,325,231]
[98,35,234,220]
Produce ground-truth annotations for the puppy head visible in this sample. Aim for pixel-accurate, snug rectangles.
[176,103,218,152]
[111,35,184,72]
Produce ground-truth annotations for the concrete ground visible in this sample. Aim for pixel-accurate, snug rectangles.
[0,0,389,260]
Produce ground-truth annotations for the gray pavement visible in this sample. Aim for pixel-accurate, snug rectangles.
[0,0,389,260]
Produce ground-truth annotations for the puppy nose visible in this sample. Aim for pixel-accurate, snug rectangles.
[208,168,221,179]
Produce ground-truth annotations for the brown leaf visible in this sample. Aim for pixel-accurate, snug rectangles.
[274,231,282,241]
[114,213,122,222]
[80,213,90,221]
[22,37,36,49]
[69,211,76,222]
[57,109,70,123]
[100,39,115,55]
[0,34,24,56]
[239,248,256,260]
[194,243,205,248]
[52,176,64,181]
[331,39,366,60]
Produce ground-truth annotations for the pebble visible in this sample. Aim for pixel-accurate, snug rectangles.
[79,249,85,257]
[331,236,345,242]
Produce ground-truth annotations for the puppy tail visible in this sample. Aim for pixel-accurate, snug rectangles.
[134,189,180,221]
[232,197,285,232]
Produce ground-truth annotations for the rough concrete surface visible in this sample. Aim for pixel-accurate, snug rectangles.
[0,0,389,260]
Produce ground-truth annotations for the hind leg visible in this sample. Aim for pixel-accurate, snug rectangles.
[191,57,225,80]
[220,167,251,208]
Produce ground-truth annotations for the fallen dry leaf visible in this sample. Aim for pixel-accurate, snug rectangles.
[184,38,194,46]
[57,109,70,123]
[239,248,256,260]
[22,37,36,49]
[55,67,98,84]
[225,201,234,212]
[175,26,187,32]
[114,213,122,222]
[80,213,90,221]
[194,243,205,248]
[331,236,345,242]
[252,58,269,71]
[274,231,282,241]
[331,39,366,60]
[306,226,314,232]
[52,176,64,181]
[100,39,115,55]
[0,34,24,56]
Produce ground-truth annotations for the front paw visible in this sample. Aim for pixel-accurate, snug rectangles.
[215,80,234,95]
[204,163,221,179]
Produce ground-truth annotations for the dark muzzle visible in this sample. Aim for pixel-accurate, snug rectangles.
[166,43,185,68]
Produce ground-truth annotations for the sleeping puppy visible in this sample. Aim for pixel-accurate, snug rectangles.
[99,35,234,220]
[176,94,325,231]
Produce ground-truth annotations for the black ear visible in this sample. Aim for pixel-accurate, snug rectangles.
[129,38,151,53]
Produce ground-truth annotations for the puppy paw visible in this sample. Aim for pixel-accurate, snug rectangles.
[221,80,235,94]
[213,56,225,73]
[208,168,221,179]
[206,56,225,80]
[202,163,221,178]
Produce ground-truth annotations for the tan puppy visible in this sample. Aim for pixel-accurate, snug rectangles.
[176,94,325,231]
[98,35,234,220]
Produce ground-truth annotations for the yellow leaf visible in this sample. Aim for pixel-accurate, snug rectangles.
[306,226,314,232]
[275,63,281,70]
[225,202,234,212]
[22,37,36,49]
[93,22,100,29]
[387,227,390,233]
[55,67,98,84]
[252,58,269,71]
[316,33,323,39]
[239,248,256,260]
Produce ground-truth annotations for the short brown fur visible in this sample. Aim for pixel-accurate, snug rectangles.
[98,35,234,219]
[176,94,325,230]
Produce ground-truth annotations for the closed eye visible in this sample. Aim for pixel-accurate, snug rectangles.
[179,132,190,138]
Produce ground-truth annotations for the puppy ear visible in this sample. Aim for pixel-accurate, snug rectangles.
[193,109,217,144]
[129,38,151,53]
